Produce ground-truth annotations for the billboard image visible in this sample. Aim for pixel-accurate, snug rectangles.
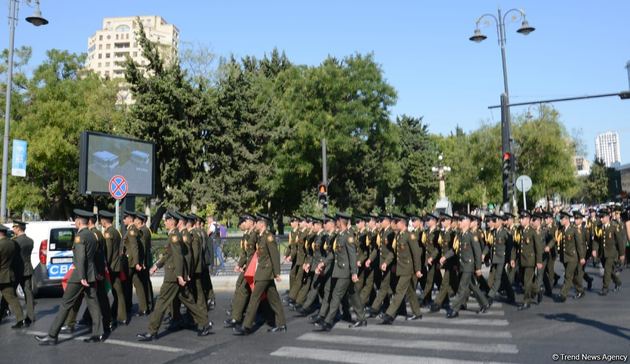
[79,131,155,196]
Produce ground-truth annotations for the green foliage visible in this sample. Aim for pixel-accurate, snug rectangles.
[577,159,610,203]
[9,50,122,218]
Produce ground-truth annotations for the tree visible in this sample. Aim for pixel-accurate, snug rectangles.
[9,50,122,218]
[392,115,439,211]
[124,20,206,216]
[578,159,610,203]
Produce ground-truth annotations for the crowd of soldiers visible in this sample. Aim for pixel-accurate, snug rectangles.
[0,208,216,345]
[1,203,628,343]
[264,204,627,331]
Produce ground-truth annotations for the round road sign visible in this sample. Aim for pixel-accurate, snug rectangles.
[109,175,128,200]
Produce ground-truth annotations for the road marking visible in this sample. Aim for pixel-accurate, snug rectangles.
[271,346,515,364]
[298,333,519,354]
[410,317,509,326]
[27,331,193,354]
[334,325,513,338]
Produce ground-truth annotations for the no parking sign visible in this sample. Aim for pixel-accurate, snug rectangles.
[109,175,128,200]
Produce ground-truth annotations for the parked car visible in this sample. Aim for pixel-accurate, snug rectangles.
[7,221,77,297]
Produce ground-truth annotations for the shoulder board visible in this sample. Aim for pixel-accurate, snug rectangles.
[267,234,274,242]
[74,236,82,244]
[170,235,179,243]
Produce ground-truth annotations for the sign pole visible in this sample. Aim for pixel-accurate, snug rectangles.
[115,199,120,230]
[522,180,527,211]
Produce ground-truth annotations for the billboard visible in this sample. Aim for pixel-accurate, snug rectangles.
[11,139,27,177]
[79,131,155,196]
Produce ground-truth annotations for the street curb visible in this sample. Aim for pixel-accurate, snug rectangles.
[150,273,290,293]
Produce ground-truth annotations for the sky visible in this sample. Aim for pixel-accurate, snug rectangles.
[4,1,630,163]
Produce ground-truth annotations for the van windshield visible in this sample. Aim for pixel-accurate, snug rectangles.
[49,228,76,251]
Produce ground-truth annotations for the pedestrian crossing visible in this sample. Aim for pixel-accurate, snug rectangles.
[270,298,518,364]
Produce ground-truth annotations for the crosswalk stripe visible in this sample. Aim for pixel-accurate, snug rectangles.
[412,317,509,326]
[334,324,513,338]
[297,333,519,354]
[271,346,515,364]
[26,330,193,353]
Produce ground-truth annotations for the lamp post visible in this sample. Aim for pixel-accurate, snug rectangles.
[469,8,534,213]
[431,154,451,200]
[1,0,47,222]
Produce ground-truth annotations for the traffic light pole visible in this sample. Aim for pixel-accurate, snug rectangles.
[500,93,512,212]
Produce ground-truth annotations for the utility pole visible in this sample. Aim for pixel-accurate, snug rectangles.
[320,138,328,214]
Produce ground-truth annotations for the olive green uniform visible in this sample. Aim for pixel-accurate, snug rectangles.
[139,225,154,311]
[421,227,441,304]
[323,229,366,325]
[518,226,543,304]
[487,226,514,301]
[592,222,624,290]
[542,222,558,295]
[48,227,103,337]
[301,230,328,310]
[147,229,208,334]
[104,225,126,322]
[13,234,35,321]
[559,224,586,299]
[285,230,298,294]
[296,231,317,305]
[288,229,307,301]
[359,228,378,304]
[385,230,422,318]
[449,230,488,313]
[369,227,395,312]
[0,236,24,323]
[123,224,147,313]
[433,228,458,307]
[242,230,285,329]
[230,229,257,322]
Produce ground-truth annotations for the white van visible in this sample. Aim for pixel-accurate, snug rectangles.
[14,221,77,297]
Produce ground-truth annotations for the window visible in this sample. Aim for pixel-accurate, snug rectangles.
[105,62,110,67]
[98,62,101,67]
[106,44,111,50]
[99,35,103,41]
[105,53,110,58]
[115,24,130,32]
[107,35,111,40]
[98,44,102,50]
[133,51,137,57]
[98,53,102,59]
[49,228,77,251]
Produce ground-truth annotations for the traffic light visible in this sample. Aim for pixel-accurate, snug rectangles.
[502,152,512,206]
[318,182,328,207]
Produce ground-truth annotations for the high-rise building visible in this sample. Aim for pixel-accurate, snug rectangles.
[86,16,179,80]
[595,131,621,167]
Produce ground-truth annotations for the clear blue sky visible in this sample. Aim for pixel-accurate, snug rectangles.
[5,1,630,163]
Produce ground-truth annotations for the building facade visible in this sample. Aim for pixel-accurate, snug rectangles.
[574,156,591,177]
[86,16,179,80]
[595,131,621,167]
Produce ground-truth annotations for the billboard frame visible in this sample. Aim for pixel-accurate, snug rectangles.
[79,131,156,197]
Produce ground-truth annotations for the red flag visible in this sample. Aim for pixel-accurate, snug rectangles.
[244,252,266,301]
[119,269,127,282]
[62,265,75,291]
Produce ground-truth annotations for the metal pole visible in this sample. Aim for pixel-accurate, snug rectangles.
[1,0,18,222]
[321,138,328,214]
[115,200,120,230]
[522,180,527,211]
[626,61,630,90]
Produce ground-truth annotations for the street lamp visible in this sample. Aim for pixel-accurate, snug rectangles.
[469,8,534,213]
[431,154,451,201]
[2,0,48,222]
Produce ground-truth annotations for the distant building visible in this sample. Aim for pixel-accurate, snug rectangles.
[86,16,179,103]
[574,156,591,177]
[616,163,630,196]
[86,16,178,79]
[595,131,621,167]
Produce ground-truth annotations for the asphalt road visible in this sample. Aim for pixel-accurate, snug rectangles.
[1,265,629,364]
